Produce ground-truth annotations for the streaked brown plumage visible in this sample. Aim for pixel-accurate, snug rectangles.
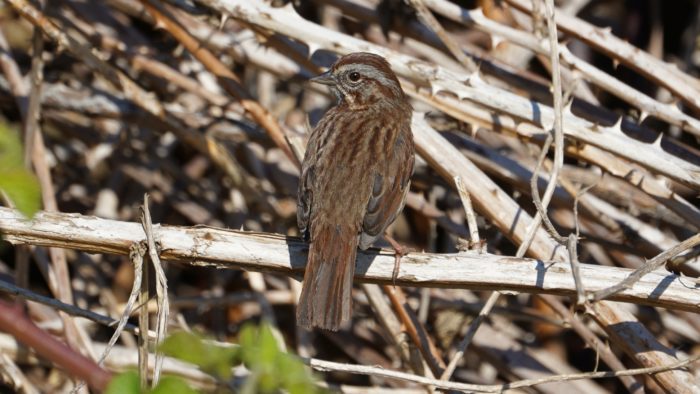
[297,52,414,330]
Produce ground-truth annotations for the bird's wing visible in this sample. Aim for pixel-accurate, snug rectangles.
[297,118,328,241]
[359,129,414,250]
[297,161,313,241]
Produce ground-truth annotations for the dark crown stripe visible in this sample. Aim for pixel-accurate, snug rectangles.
[333,52,393,75]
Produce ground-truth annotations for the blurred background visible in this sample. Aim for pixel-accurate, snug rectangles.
[1,0,700,392]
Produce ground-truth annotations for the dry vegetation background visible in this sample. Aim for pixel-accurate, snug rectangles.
[1,0,700,392]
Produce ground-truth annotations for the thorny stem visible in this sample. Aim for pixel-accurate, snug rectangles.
[592,232,700,301]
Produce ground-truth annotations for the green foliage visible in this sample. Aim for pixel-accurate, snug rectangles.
[160,323,323,394]
[160,330,239,379]
[149,376,199,394]
[0,124,40,217]
[105,371,197,394]
[234,323,321,394]
[105,371,139,394]
[106,323,322,393]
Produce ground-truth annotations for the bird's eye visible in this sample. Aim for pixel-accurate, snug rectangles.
[348,72,361,82]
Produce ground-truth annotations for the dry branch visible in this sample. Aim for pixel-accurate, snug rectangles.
[0,301,112,391]
[412,115,566,262]
[136,0,298,166]
[211,0,700,191]
[1,207,698,312]
[423,0,700,136]
[1,0,700,391]
[505,0,700,116]
[589,302,700,393]
[4,0,255,195]
[406,85,700,231]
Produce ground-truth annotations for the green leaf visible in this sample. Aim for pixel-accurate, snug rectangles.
[238,323,277,368]
[105,371,140,394]
[0,124,40,218]
[256,323,279,367]
[160,323,323,394]
[236,323,323,394]
[0,124,23,165]
[1,170,40,217]
[105,371,200,394]
[160,331,238,379]
[149,376,199,394]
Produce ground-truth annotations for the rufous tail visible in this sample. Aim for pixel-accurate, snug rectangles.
[297,224,357,331]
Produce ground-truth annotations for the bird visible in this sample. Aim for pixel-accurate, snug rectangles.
[297,52,414,330]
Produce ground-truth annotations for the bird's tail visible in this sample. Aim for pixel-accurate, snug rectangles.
[297,224,358,331]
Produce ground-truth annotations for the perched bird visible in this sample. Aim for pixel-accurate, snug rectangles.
[297,52,414,330]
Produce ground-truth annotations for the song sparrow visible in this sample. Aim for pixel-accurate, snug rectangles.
[297,52,414,330]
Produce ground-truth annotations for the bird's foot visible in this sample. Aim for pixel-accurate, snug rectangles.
[384,234,414,285]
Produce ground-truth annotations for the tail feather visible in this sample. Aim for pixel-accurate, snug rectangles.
[297,224,358,331]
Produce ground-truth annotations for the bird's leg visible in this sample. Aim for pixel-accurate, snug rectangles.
[383,233,413,284]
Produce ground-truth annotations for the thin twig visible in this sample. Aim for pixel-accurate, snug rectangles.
[591,232,700,302]
[441,129,555,385]
[539,295,644,393]
[22,0,43,165]
[422,0,700,136]
[137,229,150,390]
[0,279,156,338]
[540,0,586,306]
[307,353,700,393]
[137,0,298,166]
[440,290,499,381]
[587,300,699,392]
[4,0,258,196]
[16,1,99,369]
[528,134,565,243]
[98,242,146,362]
[71,240,148,394]
[382,285,445,377]
[404,0,478,72]
[140,194,169,387]
[566,234,585,306]
[361,284,424,376]
[544,0,566,210]
[506,0,700,116]
[453,176,481,251]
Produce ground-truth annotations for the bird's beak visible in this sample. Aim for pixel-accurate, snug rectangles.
[310,71,335,86]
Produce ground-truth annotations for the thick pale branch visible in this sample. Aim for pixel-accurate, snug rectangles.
[422,0,700,136]
[412,115,565,262]
[208,0,700,191]
[589,302,700,393]
[1,207,698,312]
[505,0,700,115]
